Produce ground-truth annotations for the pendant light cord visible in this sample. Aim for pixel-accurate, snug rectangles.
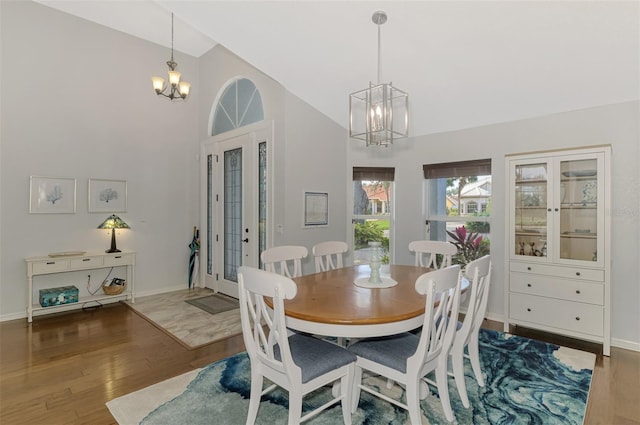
[377,20,381,84]
[170,13,175,63]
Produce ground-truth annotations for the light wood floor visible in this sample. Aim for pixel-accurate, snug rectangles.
[0,303,638,425]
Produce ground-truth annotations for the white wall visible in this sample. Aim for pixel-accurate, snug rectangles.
[349,100,640,349]
[1,1,200,318]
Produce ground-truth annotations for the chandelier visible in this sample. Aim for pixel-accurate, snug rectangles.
[151,13,191,100]
[349,11,408,147]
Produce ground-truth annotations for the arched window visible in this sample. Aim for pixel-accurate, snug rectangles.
[212,78,264,135]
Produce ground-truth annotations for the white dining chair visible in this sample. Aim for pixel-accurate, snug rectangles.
[238,266,356,425]
[409,240,458,269]
[312,241,348,273]
[348,265,463,424]
[261,245,308,278]
[448,255,492,408]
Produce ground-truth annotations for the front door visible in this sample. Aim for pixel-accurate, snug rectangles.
[201,123,271,297]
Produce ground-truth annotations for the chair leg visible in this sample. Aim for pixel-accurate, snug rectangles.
[246,373,263,425]
[468,336,485,387]
[351,366,363,414]
[341,365,354,425]
[406,378,423,425]
[435,359,455,422]
[451,350,470,408]
[287,392,303,425]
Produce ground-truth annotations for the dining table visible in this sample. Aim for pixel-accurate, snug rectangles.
[281,264,467,339]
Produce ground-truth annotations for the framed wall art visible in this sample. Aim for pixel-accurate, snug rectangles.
[88,178,127,213]
[304,191,328,227]
[29,176,77,214]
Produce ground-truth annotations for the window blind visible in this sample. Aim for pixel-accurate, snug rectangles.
[353,167,395,181]
[422,159,491,179]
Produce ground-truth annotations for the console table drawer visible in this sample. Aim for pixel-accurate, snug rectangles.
[510,293,603,337]
[32,260,69,274]
[70,256,104,269]
[104,254,134,267]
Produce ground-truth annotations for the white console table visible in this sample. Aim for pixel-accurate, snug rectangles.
[25,251,135,322]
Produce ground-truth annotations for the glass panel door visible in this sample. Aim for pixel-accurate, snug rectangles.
[223,148,243,282]
[201,125,271,298]
[558,158,598,262]
[514,163,548,258]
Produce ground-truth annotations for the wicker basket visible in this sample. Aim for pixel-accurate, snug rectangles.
[103,281,126,295]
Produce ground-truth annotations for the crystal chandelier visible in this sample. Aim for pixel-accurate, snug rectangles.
[151,13,191,100]
[349,11,408,147]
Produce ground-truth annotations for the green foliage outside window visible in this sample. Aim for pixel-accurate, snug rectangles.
[354,221,390,264]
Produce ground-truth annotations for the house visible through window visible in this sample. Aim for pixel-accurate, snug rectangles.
[423,159,491,265]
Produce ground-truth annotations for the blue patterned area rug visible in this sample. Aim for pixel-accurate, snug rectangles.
[107,329,595,425]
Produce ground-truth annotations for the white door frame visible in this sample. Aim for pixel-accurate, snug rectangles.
[200,121,273,297]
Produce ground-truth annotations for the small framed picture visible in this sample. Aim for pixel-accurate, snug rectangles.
[304,191,328,227]
[29,176,77,214]
[88,179,127,213]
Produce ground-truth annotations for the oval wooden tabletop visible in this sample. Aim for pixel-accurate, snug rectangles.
[286,264,432,325]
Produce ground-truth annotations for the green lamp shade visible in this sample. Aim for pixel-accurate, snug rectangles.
[98,214,130,253]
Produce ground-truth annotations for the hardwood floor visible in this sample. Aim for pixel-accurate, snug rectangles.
[0,303,638,424]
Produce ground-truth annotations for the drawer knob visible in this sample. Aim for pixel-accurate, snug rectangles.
[575,317,580,321]
[527,283,532,287]
[527,308,531,312]
[46,261,55,265]
[115,255,122,259]
[82,258,91,262]
[575,272,581,276]
[576,290,581,294]
[527,267,532,271]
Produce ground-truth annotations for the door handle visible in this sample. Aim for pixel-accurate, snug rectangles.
[243,238,249,243]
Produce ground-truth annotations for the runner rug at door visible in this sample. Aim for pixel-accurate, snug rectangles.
[185,293,239,315]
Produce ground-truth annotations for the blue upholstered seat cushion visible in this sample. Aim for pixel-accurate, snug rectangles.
[348,332,419,373]
[275,333,356,383]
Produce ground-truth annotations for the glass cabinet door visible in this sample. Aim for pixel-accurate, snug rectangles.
[557,157,599,262]
[514,162,549,258]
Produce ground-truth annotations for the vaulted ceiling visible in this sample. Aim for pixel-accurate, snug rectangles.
[35,0,639,137]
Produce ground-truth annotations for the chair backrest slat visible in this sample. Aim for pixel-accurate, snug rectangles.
[238,266,299,378]
[458,255,491,345]
[312,241,348,273]
[409,265,462,370]
[261,245,308,278]
[409,240,457,269]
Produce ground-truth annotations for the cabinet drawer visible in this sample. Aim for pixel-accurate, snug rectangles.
[104,254,133,266]
[509,293,603,337]
[510,261,603,282]
[70,256,104,269]
[32,259,69,274]
[510,273,603,305]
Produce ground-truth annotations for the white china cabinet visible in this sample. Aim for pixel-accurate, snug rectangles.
[504,145,611,355]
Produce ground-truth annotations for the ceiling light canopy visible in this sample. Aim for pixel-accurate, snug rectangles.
[349,10,408,147]
[152,13,191,100]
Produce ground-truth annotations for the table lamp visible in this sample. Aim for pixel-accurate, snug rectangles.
[98,214,130,253]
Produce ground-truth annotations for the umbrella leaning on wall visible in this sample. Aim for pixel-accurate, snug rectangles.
[188,227,200,288]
